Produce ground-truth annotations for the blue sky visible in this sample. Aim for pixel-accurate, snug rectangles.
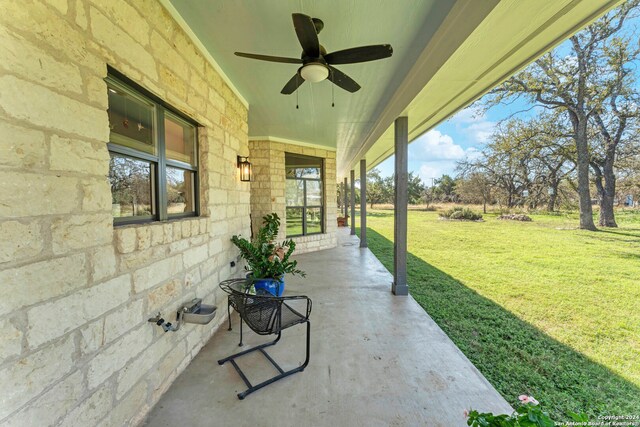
[376,105,500,182]
[375,97,538,182]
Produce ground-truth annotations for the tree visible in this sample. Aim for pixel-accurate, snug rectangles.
[456,172,493,213]
[485,1,640,229]
[366,168,393,208]
[433,175,457,202]
[407,172,426,204]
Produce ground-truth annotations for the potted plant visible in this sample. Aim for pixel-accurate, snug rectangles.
[231,213,305,296]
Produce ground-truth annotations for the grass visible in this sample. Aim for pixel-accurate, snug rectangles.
[358,209,640,420]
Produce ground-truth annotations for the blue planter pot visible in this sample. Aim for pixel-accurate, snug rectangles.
[250,275,285,296]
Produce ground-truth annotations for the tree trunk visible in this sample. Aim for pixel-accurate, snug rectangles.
[599,155,618,227]
[574,116,597,230]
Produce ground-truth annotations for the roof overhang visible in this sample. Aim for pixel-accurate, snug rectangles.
[161,0,623,180]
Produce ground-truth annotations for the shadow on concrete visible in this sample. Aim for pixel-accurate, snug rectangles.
[359,226,640,421]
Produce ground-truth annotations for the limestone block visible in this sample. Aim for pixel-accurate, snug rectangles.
[90,0,149,46]
[158,65,187,98]
[0,253,87,316]
[0,171,78,218]
[189,221,200,239]
[150,224,164,246]
[59,384,112,427]
[168,239,189,254]
[172,222,182,241]
[163,223,174,244]
[208,238,222,256]
[116,332,174,399]
[1,370,84,427]
[132,254,183,293]
[115,227,136,254]
[0,220,43,264]
[44,0,67,14]
[173,31,205,76]
[79,319,103,356]
[87,324,152,388]
[0,76,108,142]
[0,335,75,420]
[51,214,113,255]
[27,274,131,348]
[103,381,148,427]
[136,226,151,250]
[0,26,82,94]
[0,119,46,170]
[0,317,22,360]
[150,30,188,79]
[50,135,110,175]
[103,299,144,344]
[147,279,180,314]
[90,7,157,80]
[183,244,208,269]
[80,178,112,213]
[208,89,226,113]
[181,220,191,238]
[76,0,88,29]
[89,245,117,282]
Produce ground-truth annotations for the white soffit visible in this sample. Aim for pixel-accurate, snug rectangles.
[356,0,624,178]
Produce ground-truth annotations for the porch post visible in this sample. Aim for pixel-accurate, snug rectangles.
[343,177,348,227]
[359,159,367,247]
[393,116,409,296]
[350,169,356,235]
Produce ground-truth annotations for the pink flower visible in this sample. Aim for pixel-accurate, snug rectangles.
[463,410,469,418]
[518,395,539,405]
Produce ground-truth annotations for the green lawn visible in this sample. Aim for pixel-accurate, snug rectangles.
[358,209,640,420]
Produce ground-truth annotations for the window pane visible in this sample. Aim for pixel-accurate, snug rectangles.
[167,167,195,215]
[306,208,322,234]
[109,154,154,218]
[286,207,303,236]
[165,114,196,165]
[286,179,305,206]
[107,85,155,154]
[306,180,322,206]
[285,153,322,179]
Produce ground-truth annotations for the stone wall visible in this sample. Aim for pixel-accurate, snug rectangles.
[0,1,250,425]
[249,140,337,254]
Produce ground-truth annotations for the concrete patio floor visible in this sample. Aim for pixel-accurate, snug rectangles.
[145,229,511,427]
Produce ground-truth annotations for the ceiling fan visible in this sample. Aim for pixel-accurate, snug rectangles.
[234,13,393,95]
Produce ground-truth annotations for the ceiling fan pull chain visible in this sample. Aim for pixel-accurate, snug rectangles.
[296,77,299,109]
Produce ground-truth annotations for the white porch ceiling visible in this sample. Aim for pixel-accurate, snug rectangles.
[164,0,622,180]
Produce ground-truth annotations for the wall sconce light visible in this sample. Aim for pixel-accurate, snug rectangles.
[237,155,251,182]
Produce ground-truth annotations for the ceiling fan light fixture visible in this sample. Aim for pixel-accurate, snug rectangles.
[300,63,329,83]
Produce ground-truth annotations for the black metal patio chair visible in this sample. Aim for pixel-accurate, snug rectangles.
[218,278,312,399]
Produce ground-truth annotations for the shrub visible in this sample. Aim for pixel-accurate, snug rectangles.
[440,206,483,221]
[497,214,533,222]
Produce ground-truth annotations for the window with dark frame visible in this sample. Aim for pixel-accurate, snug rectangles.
[285,153,324,237]
[106,70,199,225]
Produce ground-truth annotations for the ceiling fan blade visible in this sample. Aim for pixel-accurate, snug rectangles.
[281,73,305,94]
[235,52,302,64]
[324,44,393,65]
[292,13,320,57]
[327,66,361,93]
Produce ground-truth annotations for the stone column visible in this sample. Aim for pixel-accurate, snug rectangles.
[392,117,409,296]
[359,159,367,248]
